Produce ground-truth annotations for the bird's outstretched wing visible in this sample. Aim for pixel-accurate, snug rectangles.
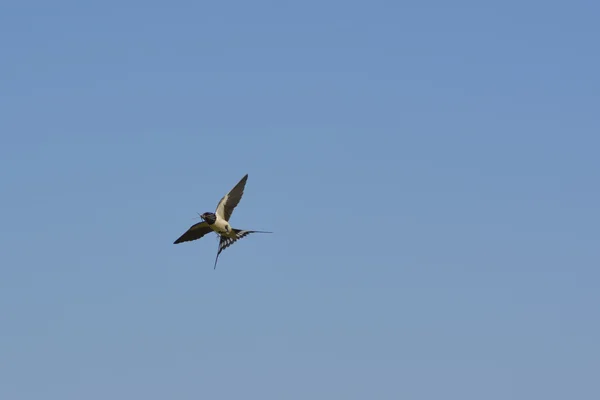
[173,221,213,244]
[215,174,248,222]
[213,228,271,269]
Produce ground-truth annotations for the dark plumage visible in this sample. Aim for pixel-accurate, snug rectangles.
[200,212,217,225]
[173,222,212,244]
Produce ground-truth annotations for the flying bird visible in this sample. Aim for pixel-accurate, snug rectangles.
[173,174,271,269]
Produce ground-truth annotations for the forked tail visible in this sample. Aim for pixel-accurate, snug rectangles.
[234,228,273,234]
[214,229,272,269]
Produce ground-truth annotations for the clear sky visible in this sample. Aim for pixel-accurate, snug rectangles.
[1,1,599,399]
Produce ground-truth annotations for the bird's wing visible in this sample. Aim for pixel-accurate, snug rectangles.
[215,174,248,222]
[173,221,213,244]
[213,229,260,269]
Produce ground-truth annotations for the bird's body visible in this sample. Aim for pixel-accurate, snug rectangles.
[212,218,233,236]
[173,174,271,268]
[204,212,234,237]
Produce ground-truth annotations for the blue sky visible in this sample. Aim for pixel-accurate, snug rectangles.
[1,1,599,399]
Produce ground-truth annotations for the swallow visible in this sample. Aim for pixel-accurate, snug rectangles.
[173,174,271,269]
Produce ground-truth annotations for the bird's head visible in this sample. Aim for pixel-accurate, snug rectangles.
[200,212,217,224]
